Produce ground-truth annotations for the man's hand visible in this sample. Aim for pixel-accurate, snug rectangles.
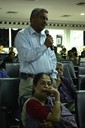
[44,35,53,48]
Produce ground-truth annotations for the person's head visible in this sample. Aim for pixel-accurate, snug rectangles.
[57,62,63,78]
[30,8,48,33]
[71,47,77,57]
[81,51,85,58]
[67,50,74,57]
[32,73,52,99]
[60,48,66,55]
[8,51,15,60]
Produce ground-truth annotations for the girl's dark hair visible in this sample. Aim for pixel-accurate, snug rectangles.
[32,72,52,95]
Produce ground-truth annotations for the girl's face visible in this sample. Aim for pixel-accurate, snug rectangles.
[34,74,51,98]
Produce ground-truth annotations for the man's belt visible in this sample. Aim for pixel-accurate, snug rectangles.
[20,72,35,80]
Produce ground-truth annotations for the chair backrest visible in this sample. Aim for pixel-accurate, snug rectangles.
[78,66,85,75]
[62,61,76,79]
[5,62,20,78]
[63,66,74,84]
[78,75,85,90]
[80,61,85,66]
[75,90,85,128]
[0,78,20,111]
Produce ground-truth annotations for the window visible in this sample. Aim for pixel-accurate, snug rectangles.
[0,28,9,47]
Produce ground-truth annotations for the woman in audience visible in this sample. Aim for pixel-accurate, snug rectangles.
[21,73,78,128]
[0,51,16,69]
[56,62,76,112]
[66,49,79,65]
[71,47,78,58]
[60,47,67,60]
[79,50,85,62]
[21,73,61,128]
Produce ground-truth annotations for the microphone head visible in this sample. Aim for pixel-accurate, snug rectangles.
[45,30,49,37]
[45,30,54,50]
[45,30,49,35]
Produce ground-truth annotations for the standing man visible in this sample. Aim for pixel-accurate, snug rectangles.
[14,8,57,99]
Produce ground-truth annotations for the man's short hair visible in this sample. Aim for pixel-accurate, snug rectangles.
[30,8,48,20]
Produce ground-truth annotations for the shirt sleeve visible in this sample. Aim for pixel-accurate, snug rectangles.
[26,99,49,120]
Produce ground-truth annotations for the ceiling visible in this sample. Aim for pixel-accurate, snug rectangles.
[0,0,85,24]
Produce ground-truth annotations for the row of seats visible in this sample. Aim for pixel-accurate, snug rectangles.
[62,60,85,77]
[79,61,85,66]
[62,60,85,90]
[0,61,85,128]
[62,61,85,128]
[4,61,85,84]
[1,79,85,128]
[3,62,85,91]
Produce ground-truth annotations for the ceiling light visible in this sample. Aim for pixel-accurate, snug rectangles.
[80,13,85,15]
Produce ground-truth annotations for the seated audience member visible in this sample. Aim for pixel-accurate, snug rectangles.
[71,47,79,65]
[0,51,16,69]
[60,47,67,60]
[71,47,78,58]
[66,50,79,65]
[21,73,78,128]
[60,47,66,56]
[66,50,74,60]
[79,50,85,62]
[56,62,76,112]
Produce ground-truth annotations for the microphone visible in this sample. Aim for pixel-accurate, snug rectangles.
[45,30,54,50]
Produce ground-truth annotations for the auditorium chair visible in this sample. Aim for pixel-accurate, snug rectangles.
[0,78,20,128]
[80,61,85,66]
[78,66,85,75]
[62,61,78,87]
[63,66,74,84]
[78,75,85,90]
[75,90,85,128]
[5,62,20,78]
[62,60,77,79]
